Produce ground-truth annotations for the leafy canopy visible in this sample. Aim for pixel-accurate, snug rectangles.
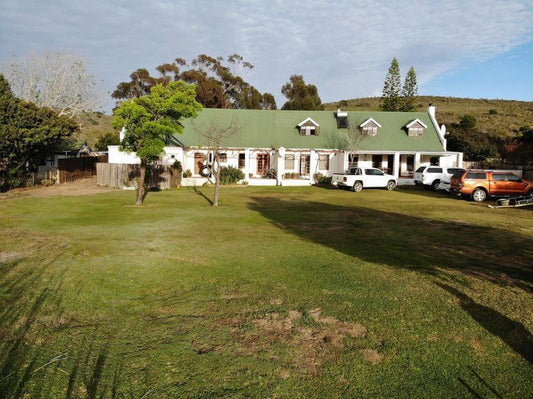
[0,74,77,190]
[112,54,276,110]
[281,75,324,110]
[112,81,202,162]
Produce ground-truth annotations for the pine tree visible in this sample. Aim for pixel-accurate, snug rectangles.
[400,66,418,112]
[380,57,401,111]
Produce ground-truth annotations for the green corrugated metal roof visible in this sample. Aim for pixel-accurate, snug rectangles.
[176,108,445,152]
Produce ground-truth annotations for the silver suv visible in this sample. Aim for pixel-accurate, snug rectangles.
[414,166,465,191]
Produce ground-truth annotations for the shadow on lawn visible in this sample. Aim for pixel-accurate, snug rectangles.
[0,259,128,398]
[248,196,533,363]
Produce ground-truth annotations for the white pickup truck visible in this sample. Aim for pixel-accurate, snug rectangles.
[332,167,397,192]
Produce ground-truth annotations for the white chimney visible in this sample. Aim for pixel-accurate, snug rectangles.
[428,103,436,118]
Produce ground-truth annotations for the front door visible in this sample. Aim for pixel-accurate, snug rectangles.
[194,153,204,175]
[387,155,394,174]
[372,155,382,170]
[257,154,270,176]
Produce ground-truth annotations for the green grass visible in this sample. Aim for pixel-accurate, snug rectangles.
[1,186,532,398]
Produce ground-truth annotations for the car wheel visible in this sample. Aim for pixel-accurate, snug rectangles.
[472,188,487,202]
[431,180,440,191]
[386,180,396,191]
[353,181,363,192]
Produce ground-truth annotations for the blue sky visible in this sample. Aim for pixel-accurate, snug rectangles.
[0,0,531,112]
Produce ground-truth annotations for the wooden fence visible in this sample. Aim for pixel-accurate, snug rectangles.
[58,156,107,183]
[96,163,174,189]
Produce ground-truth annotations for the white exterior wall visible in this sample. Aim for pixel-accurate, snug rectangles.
[108,145,141,164]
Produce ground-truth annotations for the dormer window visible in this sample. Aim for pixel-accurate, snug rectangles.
[406,119,427,137]
[359,118,381,136]
[297,117,320,136]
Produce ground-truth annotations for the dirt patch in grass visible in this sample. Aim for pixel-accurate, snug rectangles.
[2,177,115,198]
[363,349,383,364]
[234,307,368,375]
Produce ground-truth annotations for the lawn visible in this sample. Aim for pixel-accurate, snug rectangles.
[0,185,532,398]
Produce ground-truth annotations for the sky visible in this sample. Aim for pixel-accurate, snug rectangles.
[0,0,532,113]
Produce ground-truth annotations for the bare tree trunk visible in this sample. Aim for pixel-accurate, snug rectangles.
[213,151,220,207]
[136,160,147,205]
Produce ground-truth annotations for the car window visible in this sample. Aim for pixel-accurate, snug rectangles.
[447,168,464,174]
[427,167,442,173]
[507,174,521,182]
[452,170,465,178]
[492,173,506,181]
[465,172,486,180]
[415,166,426,173]
[355,168,362,175]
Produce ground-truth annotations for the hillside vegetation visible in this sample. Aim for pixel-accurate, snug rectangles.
[325,96,533,138]
[74,112,115,148]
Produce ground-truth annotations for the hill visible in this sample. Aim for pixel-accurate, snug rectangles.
[72,112,116,149]
[325,96,533,138]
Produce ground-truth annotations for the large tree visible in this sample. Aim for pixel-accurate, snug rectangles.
[281,75,324,110]
[380,57,402,111]
[0,74,78,191]
[400,66,418,112]
[112,54,276,110]
[0,50,104,119]
[447,115,496,161]
[112,81,202,205]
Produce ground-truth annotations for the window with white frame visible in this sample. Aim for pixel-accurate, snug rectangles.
[300,155,310,175]
[318,154,329,170]
[408,126,424,136]
[362,125,378,136]
[285,154,295,169]
[300,126,317,135]
[238,153,245,169]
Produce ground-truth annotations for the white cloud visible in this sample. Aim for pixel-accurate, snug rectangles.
[0,0,531,109]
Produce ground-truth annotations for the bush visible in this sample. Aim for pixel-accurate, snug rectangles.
[314,173,332,185]
[488,109,498,115]
[183,169,192,178]
[284,172,299,179]
[219,166,245,185]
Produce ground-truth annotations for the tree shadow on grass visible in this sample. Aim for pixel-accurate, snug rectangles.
[248,196,532,291]
[436,282,532,363]
[248,196,533,363]
[0,259,125,398]
[189,186,213,205]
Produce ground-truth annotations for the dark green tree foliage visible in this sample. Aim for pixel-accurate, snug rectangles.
[112,54,276,110]
[281,75,324,110]
[95,131,120,151]
[381,57,402,111]
[0,75,77,191]
[447,115,496,161]
[500,126,533,164]
[400,66,418,112]
[112,81,202,205]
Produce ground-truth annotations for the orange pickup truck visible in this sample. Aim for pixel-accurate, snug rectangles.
[450,170,533,202]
